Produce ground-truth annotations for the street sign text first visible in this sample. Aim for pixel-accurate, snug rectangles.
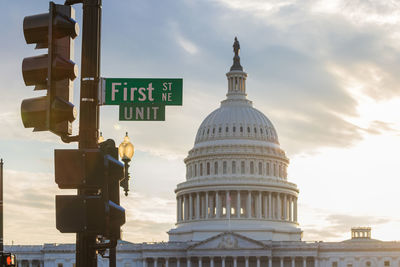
[104,78,182,106]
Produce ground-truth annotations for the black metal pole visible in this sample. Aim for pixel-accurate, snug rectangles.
[0,159,3,253]
[77,0,102,266]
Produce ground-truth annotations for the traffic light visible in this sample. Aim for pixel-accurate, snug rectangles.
[21,2,79,136]
[1,253,16,267]
[55,140,126,238]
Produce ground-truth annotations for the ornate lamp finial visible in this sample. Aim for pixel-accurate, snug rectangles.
[230,37,243,71]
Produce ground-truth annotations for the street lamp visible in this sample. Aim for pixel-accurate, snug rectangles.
[98,132,105,143]
[118,132,134,196]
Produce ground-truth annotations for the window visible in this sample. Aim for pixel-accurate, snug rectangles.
[214,162,218,175]
[219,127,221,133]
[279,165,282,177]
[250,161,254,174]
[258,162,262,175]
[194,164,197,176]
[240,126,243,132]
[212,128,215,134]
[347,264,353,267]
[247,127,250,133]
[384,261,390,267]
[241,161,245,174]
[266,162,270,175]
[254,127,257,133]
[200,163,203,176]
[207,162,210,175]
[260,128,263,134]
[273,164,277,176]
[223,161,227,174]
[366,262,371,267]
[226,126,229,132]
[207,129,209,135]
[233,126,236,132]
[58,264,63,267]
[332,262,338,267]
[232,161,236,174]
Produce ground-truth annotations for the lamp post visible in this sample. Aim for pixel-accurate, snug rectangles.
[98,132,105,144]
[118,132,134,196]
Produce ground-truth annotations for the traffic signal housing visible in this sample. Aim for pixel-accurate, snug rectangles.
[55,140,125,239]
[1,253,16,267]
[21,2,79,136]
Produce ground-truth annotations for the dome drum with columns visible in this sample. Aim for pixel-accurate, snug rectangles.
[169,37,301,242]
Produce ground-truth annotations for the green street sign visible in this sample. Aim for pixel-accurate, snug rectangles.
[102,78,183,106]
[119,104,165,121]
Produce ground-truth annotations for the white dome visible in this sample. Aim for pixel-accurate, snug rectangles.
[194,98,279,145]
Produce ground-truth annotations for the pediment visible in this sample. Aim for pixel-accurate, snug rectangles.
[189,232,266,250]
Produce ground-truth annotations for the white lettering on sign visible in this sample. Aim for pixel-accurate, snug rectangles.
[162,92,172,101]
[113,83,156,102]
[112,82,121,101]
[163,82,172,91]
[122,106,160,120]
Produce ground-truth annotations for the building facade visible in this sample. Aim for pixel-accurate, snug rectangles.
[8,38,400,267]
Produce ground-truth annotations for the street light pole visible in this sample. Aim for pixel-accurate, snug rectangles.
[77,0,102,266]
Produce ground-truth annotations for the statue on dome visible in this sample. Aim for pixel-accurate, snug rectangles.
[233,37,240,56]
[230,37,243,71]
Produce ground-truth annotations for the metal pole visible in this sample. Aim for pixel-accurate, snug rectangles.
[77,0,102,266]
[0,159,3,253]
[110,245,116,267]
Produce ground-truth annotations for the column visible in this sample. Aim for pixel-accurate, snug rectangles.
[154,258,157,267]
[280,258,284,267]
[211,257,214,267]
[199,258,202,267]
[263,193,268,218]
[196,192,200,219]
[289,196,293,222]
[237,191,241,218]
[294,197,298,222]
[166,258,169,267]
[177,196,182,222]
[143,258,147,267]
[303,257,307,267]
[269,258,273,267]
[315,258,318,267]
[277,193,281,220]
[247,191,252,218]
[245,257,249,267]
[189,194,193,220]
[187,258,191,267]
[205,192,209,219]
[283,194,287,220]
[257,191,262,218]
[292,258,295,267]
[268,193,272,219]
[216,191,220,218]
[234,257,237,267]
[257,257,260,267]
[210,193,214,217]
[183,196,187,220]
[222,257,226,267]
[177,258,180,267]
[226,191,231,219]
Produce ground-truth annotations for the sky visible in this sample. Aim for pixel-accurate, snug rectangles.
[0,0,400,245]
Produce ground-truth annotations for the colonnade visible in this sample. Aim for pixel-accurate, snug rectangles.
[177,190,297,223]
[143,256,316,267]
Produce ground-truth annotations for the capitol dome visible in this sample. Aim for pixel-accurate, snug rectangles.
[168,38,302,242]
